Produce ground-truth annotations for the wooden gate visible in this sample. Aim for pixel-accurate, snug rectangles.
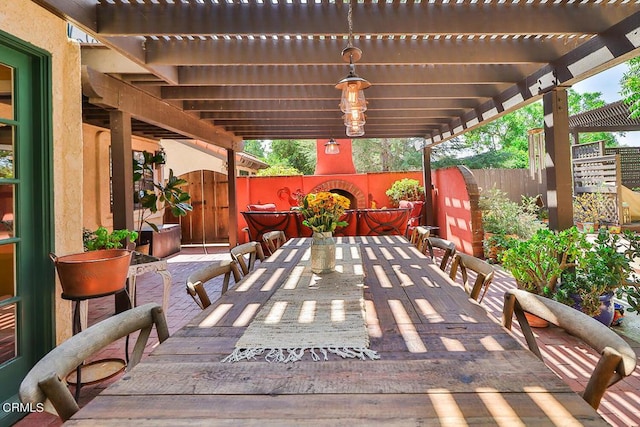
[169,170,229,244]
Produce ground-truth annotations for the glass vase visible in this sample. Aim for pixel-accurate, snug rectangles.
[310,231,336,274]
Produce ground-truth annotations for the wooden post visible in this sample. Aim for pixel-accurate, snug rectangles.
[543,88,574,231]
[227,149,238,248]
[110,110,134,231]
[423,146,434,227]
[110,110,134,313]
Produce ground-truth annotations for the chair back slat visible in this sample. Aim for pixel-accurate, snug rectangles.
[503,289,637,409]
[230,241,266,275]
[262,230,286,256]
[19,303,169,421]
[449,252,494,302]
[186,259,241,309]
[426,237,456,272]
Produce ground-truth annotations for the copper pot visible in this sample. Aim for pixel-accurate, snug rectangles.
[50,249,132,299]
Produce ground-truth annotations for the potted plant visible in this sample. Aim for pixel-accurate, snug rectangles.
[50,227,137,299]
[385,178,425,228]
[500,227,588,298]
[133,150,192,252]
[83,226,138,251]
[385,178,424,206]
[501,227,639,326]
[480,188,546,261]
[554,229,633,323]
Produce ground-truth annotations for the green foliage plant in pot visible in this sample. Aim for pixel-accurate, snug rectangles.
[83,226,138,251]
[500,227,589,299]
[51,227,137,299]
[554,228,633,322]
[479,188,546,261]
[614,230,640,316]
[385,178,424,207]
[133,151,193,249]
[502,227,639,325]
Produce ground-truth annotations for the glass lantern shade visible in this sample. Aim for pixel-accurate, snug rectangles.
[339,84,367,113]
[343,111,365,127]
[346,121,365,137]
[324,139,340,155]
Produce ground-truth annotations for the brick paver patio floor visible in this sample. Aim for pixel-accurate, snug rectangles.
[16,244,640,426]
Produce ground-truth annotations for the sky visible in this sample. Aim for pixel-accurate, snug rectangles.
[572,62,637,146]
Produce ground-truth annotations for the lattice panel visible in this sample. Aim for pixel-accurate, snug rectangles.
[571,141,605,160]
[604,147,640,189]
[600,193,619,224]
[573,191,619,224]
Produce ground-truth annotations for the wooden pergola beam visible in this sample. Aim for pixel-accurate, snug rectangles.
[184,98,481,112]
[177,64,532,86]
[96,3,636,36]
[426,11,640,145]
[146,38,567,66]
[161,84,508,101]
[81,67,242,151]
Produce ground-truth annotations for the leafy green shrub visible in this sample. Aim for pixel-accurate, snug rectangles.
[256,165,303,176]
[480,188,544,238]
[385,178,424,207]
[83,226,138,251]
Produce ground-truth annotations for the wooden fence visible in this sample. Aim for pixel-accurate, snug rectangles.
[470,168,547,206]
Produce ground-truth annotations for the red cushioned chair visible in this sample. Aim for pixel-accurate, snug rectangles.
[356,208,411,236]
[333,210,358,237]
[247,203,277,211]
[242,211,301,245]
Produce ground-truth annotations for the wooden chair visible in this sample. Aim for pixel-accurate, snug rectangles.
[19,303,169,422]
[230,241,266,276]
[262,230,286,256]
[425,237,456,272]
[449,253,494,302]
[186,259,241,309]
[503,288,637,410]
[409,226,431,253]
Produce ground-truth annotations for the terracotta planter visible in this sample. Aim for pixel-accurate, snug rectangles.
[50,249,132,299]
[524,312,549,328]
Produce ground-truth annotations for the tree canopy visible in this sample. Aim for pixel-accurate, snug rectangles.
[432,88,619,169]
[243,139,316,175]
[621,56,640,119]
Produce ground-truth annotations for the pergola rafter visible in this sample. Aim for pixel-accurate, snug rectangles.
[33,0,640,142]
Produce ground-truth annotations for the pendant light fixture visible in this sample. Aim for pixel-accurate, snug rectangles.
[336,0,370,137]
[324,138,340,155]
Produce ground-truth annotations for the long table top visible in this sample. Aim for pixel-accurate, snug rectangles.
[68,236,607,425]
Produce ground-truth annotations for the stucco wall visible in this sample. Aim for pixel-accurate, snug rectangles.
[432,166,483,257]
[235,171,424,241]
[82,123,162,231]
[0,2,84,342]
[161,139,227,177]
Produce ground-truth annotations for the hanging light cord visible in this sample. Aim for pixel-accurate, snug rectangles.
[347,0,354,49]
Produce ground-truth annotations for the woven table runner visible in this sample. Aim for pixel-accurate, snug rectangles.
[223,245,379,363]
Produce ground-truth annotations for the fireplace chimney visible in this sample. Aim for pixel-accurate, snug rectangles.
[314,139,357,175]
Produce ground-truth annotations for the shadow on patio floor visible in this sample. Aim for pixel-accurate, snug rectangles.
[16,244,640,426]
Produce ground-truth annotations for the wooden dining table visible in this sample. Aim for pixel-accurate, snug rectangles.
[67,235,607,425]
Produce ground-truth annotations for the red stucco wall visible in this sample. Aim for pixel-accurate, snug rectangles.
[432,166,483,257]
[236,171,424,242]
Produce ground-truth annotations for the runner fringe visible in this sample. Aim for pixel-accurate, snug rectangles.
[222,347,380,363]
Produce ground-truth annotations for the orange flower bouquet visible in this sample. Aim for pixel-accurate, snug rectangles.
[300,192,351,233]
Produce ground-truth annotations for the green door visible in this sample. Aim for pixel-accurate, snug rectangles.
[0,35,54,426]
